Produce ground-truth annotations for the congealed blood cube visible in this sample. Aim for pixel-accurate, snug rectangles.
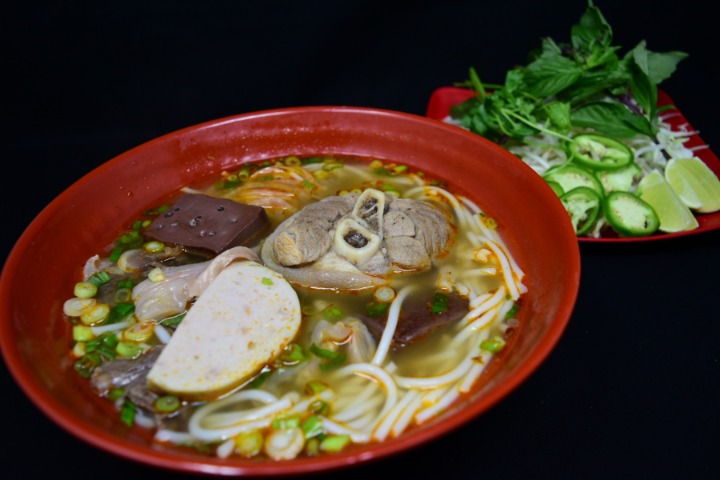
[146,194,269,254]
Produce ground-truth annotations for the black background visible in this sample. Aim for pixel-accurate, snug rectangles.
[3,1,720,478]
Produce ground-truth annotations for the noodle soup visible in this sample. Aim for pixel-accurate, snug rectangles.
[63,155,526,461]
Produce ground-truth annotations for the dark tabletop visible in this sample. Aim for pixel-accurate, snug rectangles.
[3,1,720,478]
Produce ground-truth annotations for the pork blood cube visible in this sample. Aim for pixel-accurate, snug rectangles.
[146,193,269,254]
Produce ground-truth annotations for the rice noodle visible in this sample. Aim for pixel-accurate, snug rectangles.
[463,286,506,325]
[415,386,462,424]
[394,356,475,389]
[390,392,423,437]
[373,390,420,441]
[90,319,132,335]
[371,285,414,366]
[332,392,385,423]
[484,239,521,300]
[332,363,398,424]
[155,175,525,460]
[320,418,371,443]
[188,390,291,442]
[153,322,172,344]
[458,361,487,394]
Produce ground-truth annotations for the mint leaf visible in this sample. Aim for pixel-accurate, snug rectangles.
[524,52,582,97]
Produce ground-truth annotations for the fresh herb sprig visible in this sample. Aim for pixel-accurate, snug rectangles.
[450,1,687,144]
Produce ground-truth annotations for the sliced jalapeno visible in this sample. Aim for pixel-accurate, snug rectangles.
[596,162,643,194]
[568,133,634,171]
[543,164,604,197]
[603,191,660,237]
[545,180,564,197]
[559,186,602,235]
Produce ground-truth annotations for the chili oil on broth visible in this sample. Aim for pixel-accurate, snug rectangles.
[200,155,505,378]
[63,154,525,462]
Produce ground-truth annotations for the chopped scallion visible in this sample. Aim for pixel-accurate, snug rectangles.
[429,292,449,314]
[320,434,351,453]
[480,336,506,353]
[247,370,272,389]
[322,305,343,322]
[309,343,347,371]
[305,380,329,395]
[301,415,324,439]
[272,414,301,430]
[504,302,520,320]
[116,341,142,358]
[119,399,137,427]
[309,400,330,416]
[280,343,308,365]
[87,271,111,286]
[73,352,102,378]
[234,430,264,457]
[365,301,389,317]
[106,303,135,324]
[107,388,126,401]
[154,395,181,413]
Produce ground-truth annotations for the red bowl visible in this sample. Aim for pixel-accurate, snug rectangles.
[0,107,580,476]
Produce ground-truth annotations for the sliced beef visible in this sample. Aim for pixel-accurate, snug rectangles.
[384,236,431,270]
[265,189,454,280]
[273,194,358,266]
[360,292,469,349]
[383,209,416,237]
[90,345,164,397]
[126,381,161,411]
[387,198,453,256]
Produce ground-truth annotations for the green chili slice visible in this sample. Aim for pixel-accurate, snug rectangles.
[559,186,602,235]
[543,164,604,197]
[603,191,660,237]
[568,133,634,171]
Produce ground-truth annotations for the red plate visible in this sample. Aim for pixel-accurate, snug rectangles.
[426,86,720,243]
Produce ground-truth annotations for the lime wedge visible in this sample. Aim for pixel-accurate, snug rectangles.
[637,170,699,233]
[665,157,720,213]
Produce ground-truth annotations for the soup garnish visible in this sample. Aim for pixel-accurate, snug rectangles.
[63,155,527,461]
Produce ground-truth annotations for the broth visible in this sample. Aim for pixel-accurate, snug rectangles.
[62,155,526,461]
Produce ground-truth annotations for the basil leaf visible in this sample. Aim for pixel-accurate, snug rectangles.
[571,1,613,52]
[571,102,652,138]
[542,101,572,132]
[562,69,629,104]
[452,1,687,149]
[628,61,657,120]
[627,40,688,85]
[524,53,582,97]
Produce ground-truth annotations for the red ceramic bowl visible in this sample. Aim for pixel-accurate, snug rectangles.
[0,107,580,476]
